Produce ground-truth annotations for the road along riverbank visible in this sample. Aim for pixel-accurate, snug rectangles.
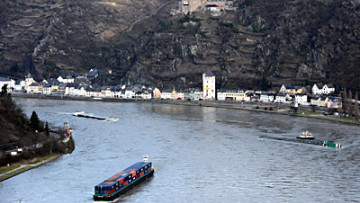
[12,93,359,125]
[0,154,62,181]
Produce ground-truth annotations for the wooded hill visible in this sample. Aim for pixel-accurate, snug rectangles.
[0,86,75,166]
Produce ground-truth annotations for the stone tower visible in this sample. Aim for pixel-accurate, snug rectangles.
[203,70,216,100]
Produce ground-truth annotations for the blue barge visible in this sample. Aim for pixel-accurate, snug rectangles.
[93,157,154,201]
[260,135,341,148]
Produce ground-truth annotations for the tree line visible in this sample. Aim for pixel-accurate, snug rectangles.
[341,88,359,120]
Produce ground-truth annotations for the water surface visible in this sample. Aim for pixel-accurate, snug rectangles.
[1,98,359,203]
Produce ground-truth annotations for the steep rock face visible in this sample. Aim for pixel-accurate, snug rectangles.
[128,12,266,89]
[249,0,360,89]
[0,0,359,90]
[0,0,170,82]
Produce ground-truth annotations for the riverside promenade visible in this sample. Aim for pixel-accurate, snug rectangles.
[11,92,360,125]
[0,154,62,181]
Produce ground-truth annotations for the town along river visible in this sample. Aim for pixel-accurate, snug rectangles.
[1,98,360,202]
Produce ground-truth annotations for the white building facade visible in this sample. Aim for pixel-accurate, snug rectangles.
[203,71,216,100]
[0,77,15,92]
[312,84,335,95]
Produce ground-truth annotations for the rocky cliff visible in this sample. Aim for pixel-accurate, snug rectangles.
[0,0,359,90]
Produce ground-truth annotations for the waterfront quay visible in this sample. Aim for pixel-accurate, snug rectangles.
[12,92,360,125]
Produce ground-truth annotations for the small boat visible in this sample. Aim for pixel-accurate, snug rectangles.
[296,131,315,139]
[93,156,154,201]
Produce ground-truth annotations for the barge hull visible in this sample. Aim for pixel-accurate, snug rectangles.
[93,169,154,201]
[259,135,341,148]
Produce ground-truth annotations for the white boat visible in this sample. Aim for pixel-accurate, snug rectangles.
[296,131,315,139]
[105,117,119,122]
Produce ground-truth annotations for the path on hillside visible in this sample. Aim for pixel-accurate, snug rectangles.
[126,1,174,32]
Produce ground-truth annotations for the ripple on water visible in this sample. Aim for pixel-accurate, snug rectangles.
[3,98,360,203]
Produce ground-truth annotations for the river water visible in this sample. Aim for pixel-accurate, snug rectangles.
[1,98,360,203]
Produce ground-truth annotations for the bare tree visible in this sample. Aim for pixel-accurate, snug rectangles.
[342,88,348,116]
[348,90,353,118]
[354,91,359,120]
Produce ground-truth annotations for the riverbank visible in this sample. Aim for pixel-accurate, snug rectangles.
[0,154,62,181]
[12,93,360,125]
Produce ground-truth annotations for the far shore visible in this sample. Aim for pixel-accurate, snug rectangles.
[12,92,360,126]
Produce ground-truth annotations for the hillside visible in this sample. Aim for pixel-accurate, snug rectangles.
[0,89,75,166]
[0,0,359,90]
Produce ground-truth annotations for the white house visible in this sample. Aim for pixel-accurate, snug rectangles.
[260,92,274,103]
[217,89,227,101]
[138,89,152,99]
[161,90,172,100]
[217,89,246,101]
[27,83,43,94]
[89,88,102,97]
[73,86,87,97]
[57,76,74,84]
[295,94,308,105]
[125,88,135,99]
[275,93,287,103]
[101,87,115,98]
[177,91,185,100]
[112,87,122,98]
[118,90,126,98]
[13,80,26,91]
[25,75,36,91]
[64,84,76,96]
[43,84,52,95]
[312,84,335,95]
[0,77,15,92]
[203,71,216,100]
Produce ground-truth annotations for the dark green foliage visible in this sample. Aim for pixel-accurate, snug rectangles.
[199,31,208,38]
[221,22,240,33]
[0,85,75,166]
[244,0,253,6]
[178,15,201,24]
[10,63,19,74]
[173,44,182,56]
[45,122,49,135]
[30,111,40,131]
[259,76,268,90]
[1,84,8,97]
[44,59,56,67]
[159,20,173,31]
[252,21,260,32]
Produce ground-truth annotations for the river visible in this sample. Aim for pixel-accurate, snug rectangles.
[1,98,360,203]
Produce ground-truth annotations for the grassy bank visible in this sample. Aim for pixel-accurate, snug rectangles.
[0,154,62,181]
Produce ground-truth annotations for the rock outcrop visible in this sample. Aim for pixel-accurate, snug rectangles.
[0,0,359,90]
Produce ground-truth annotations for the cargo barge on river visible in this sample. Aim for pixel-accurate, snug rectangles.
[93,157,154,201]
[260,135,341,148]
[72,111,118,121]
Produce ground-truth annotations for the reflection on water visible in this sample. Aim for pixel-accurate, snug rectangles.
[1,98,359,203]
